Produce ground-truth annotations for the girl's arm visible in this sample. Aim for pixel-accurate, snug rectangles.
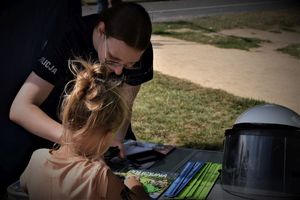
[9,72,63,143]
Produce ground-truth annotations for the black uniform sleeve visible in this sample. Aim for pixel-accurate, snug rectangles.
[31,0,82,86]
[32,26,73,86]
[123,42,153,86]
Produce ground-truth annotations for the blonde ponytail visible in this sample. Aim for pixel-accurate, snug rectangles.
[59,59,128,158]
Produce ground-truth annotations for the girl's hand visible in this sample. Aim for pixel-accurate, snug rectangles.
[124,175,142,189]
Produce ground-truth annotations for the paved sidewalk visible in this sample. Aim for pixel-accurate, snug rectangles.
[151,34,300,114]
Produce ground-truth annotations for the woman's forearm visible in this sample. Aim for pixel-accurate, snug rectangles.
[9,72,63,143]
[10,102,62,143]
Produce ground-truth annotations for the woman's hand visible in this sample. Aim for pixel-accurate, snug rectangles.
[110,138,126,159]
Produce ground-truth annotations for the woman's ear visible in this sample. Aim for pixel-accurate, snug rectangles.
[97,22,106,36]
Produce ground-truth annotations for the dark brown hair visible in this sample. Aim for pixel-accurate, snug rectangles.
[99,2,152,50]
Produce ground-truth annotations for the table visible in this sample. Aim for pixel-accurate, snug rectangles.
[8,147,294,200]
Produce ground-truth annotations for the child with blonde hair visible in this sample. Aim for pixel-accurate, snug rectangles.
[20,59,149,200]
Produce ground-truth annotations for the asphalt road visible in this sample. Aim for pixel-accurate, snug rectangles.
[82,0,300,21]
[141,0,300,22]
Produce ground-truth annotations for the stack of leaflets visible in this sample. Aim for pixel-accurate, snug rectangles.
[115,169,177,199]
[164,161,221,200]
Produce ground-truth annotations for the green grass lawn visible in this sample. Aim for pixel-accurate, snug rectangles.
[132,72,265,150]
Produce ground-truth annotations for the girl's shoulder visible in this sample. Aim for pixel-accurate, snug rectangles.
[31,148,51,160]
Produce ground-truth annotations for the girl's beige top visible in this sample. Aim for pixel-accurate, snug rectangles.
[20,148,129,200]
